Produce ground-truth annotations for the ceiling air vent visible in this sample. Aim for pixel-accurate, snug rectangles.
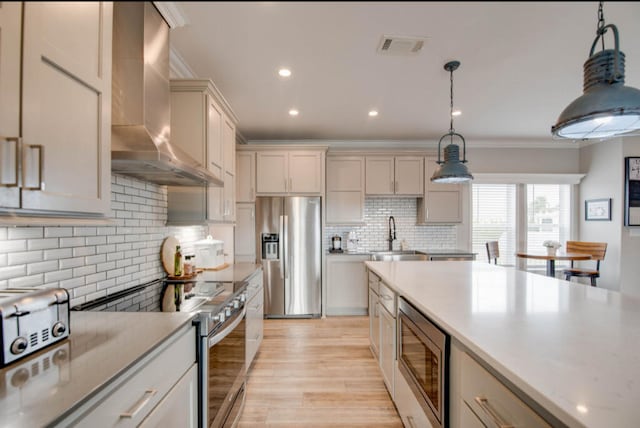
[377,35,427,55]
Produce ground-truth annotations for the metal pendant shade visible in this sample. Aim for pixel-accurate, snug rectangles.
[552,3,640,140]
[431,60,473,184]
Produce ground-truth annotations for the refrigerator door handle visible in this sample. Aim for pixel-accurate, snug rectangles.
[279,215,285,279]
[283,215,289,279]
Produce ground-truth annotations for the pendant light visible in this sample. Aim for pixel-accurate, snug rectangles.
[552,2,640,140]
[431,60,473,183]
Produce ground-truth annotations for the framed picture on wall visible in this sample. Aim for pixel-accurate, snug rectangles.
[585,198,611,221]
[625,157,640,226]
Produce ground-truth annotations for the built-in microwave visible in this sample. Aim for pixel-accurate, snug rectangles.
[398,297,450,428]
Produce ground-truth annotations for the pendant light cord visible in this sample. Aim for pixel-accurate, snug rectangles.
[598,1,606,50]
[449,65,455,142]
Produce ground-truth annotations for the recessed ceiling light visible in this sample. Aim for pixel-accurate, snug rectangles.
[368,110,379,117]
[289,109,299,116]
[452,110,462,116]
[278,68,292,77]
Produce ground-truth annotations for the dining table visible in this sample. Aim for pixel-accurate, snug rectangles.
[515,250,592,277]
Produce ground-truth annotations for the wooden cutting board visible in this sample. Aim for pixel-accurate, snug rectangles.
[161,236,180,275]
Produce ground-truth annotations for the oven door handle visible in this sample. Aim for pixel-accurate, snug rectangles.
[208,308,245,347]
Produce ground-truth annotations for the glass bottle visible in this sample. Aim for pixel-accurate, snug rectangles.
[174,245,183,276]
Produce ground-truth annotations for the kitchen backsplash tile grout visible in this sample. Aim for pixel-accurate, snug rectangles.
[324,198,457,251]
[0,174,208,307]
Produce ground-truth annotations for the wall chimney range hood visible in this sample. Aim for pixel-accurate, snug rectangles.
[111,2,223,187]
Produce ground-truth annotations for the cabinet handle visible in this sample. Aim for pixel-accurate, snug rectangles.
[406,416,417,428]
[0,137,20,187]
[120,389,158,419]
[284,178,288,192]
[289,177,292,192]
[426,208,429,219]
[474,396,514,428]
[22,144,43,191]
[381,294,393,301]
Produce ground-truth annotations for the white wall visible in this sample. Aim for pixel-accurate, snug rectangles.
[467,147,581,174]
[578,141,623,290]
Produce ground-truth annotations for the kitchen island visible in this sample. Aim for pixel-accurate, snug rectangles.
[0,311,195,427]
[365,260,640,428]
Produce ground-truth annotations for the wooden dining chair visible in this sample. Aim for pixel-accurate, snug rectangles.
[562,241,607,286]
[485,241,500,264]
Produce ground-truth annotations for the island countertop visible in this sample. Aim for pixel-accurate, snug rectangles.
[365,260,640,428]
[0,311,195,427]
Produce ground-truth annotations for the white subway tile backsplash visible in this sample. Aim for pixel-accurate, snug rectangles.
[0,174,208,303]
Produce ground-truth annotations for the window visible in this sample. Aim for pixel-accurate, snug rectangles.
[472,182,574,275]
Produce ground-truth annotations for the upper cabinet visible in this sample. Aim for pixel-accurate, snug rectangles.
[326,156,365,224]
[417,156,463,223]
[236,151,255,203]
[255,150,324,195]
[167,79,238,225]
[0,2,112,217]
[365,156,423,196]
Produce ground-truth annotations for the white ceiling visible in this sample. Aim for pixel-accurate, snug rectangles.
[165,1,640,145]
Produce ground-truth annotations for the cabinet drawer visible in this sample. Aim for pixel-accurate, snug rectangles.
[461,352,551,428]
[74,326,196,427]
[368,271,380,294]
[394,362,432,428]
[378,281,396,316]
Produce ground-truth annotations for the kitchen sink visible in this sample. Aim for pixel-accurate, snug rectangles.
[370,250,429,261]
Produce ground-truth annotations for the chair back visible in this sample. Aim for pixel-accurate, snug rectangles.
[485,241,500,264]
[565,241,607,261]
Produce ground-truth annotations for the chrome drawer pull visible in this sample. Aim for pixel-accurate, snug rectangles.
[381,295,393,301]
[474,396,514,428]
[121,389,157,419]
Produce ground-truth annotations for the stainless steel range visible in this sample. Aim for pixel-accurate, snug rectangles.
[0,288,70,367]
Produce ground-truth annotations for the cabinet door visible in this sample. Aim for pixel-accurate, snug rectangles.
[236,152,255,202]
[139,364,198,428]
[223,116,235,174]
[326,255,369,315]
[223,171,235,222]
[365,156,394,195]
[419,156,462,223]
[256,152,288,193]
[379,305,395,397]
[394,362,433,428]
[21,2,112,215]
[395,156,424,195]
[207,95,224,179]
[326,156,364,224]
[369,291,380,359]
[288,151,322,194]
[0,2,22,209]
[171,91,207,168]
[235,203,255,259]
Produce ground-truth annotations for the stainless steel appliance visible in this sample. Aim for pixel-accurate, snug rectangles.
[0,288,70,367]
[398,297,450,428]
[256,196,321,318]
[195,282,248,428]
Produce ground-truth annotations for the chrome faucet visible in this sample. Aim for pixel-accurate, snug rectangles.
[388,216,396,251]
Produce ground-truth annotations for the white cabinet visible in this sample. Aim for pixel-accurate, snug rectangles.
[394,362,432,428]
[167,79,238,225]
[235,203,256,263]
[0,2,112,217]
[326,156,365,224]
[326,254,369,315]
[368,272,381,359]
[256,151,323,195]
[365,156,423,196]
[418,156,463,223]
[63,325,197,427]
[236,151,255,202]
[245,271,264,370]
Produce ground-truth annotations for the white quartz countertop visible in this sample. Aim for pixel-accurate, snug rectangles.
[0,311,194,427]
[365,260,640,428]
[197,262,262,283]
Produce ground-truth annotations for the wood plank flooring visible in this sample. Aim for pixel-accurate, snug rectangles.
[238,316,403,427]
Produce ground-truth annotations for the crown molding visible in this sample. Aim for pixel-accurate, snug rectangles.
[472,173,585,185]
[245,139,585,150]
[153,2,189,28]
[169,47,196,79]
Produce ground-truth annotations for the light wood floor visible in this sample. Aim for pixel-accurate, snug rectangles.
[238,316,403,427]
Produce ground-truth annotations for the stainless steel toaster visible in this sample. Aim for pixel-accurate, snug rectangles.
[0,288,70,367]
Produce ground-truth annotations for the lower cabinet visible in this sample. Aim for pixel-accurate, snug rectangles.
[62,325,197,427]
[326,254,369,315]
[245,271,264,370]
[379,302,395,397]
[394,361,433,428]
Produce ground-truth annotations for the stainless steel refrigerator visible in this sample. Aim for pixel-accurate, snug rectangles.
[255,196,321,318]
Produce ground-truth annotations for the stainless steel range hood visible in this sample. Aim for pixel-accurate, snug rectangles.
[111,2,222,187]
